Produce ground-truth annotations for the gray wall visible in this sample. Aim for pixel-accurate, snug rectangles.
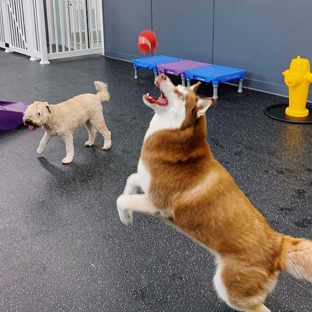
[152,0,214,63]
[213,0,312,100]
[102,0,312,100]
[103,0,152,60]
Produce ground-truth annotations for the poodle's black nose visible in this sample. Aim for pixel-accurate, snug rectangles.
[24,119,34,126]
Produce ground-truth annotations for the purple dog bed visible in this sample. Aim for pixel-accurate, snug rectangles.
[0,101,28,131]
[157,60,210,86]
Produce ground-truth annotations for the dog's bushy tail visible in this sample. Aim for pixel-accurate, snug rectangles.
[277,235,312,282]
[94,81,110,102]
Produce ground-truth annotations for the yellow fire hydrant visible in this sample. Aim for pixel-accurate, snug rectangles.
[282,55,312,118]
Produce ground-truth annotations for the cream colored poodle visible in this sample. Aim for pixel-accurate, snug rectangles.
[23,81,111,164]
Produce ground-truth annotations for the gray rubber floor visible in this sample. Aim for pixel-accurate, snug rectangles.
[0,51,311,312]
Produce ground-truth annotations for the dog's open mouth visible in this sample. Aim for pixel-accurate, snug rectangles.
[24,120,37,130]
[143,91,168,106]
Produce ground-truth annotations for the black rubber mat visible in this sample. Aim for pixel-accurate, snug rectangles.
[265,103,312,124]
[0,50,311,312]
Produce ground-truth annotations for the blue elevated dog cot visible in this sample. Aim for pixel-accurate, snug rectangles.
[185,65,246,99]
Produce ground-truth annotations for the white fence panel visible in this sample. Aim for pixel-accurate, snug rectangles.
[43,0,103,60]
[0,0,104,63]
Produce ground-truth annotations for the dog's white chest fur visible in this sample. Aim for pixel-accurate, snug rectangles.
[144,111,185,140]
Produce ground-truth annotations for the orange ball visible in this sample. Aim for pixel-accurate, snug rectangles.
[138,30,158,54]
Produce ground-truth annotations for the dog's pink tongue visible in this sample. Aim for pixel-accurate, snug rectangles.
[155,97,168,106]
[28,125,34,130]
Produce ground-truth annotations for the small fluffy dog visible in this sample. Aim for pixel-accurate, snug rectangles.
[117,74,312,312]
[23,81,111,164]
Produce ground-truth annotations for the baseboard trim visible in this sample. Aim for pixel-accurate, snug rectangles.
[227,78,312,103]
[105,51,139,62]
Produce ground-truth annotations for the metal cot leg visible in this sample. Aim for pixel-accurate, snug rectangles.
[181,76,186,86]
[134,66,138,79]
[237,79,244,93]
[212,83,219,99]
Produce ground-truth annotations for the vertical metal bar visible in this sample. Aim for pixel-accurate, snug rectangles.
[46,0,54,53]
[69,0,77,50]
[9,0,17,47]
[64,0,71,50]
[82,0,88,49]
[24,0,36,59]
[31,0,38,51]
[36,0,50,63]
[13,2,19,47]
[52,0,59,52]
[33,0,40,51]
[17,0,26,50]
[59,0,65,52]
[20,0,26,49]
[94,0,99,48]
[8,1,14,47]
[77,0,82,49]
[0,3,4,43]
[14,0,21,48]
[87,0,93,48]
[98,0,104,54]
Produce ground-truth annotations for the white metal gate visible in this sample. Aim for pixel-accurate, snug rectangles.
[0,0,104,64]
[0,1,5,49]
[45,0,103,60]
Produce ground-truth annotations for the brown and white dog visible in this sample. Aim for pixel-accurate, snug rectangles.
[117,74,312,312]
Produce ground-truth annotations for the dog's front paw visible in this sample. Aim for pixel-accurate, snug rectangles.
[36,147,45,154]
[117,196,133,226]
[103,140,112,150]
[84,140,94,147]
[62,157,73,165]
[118,208,133,226]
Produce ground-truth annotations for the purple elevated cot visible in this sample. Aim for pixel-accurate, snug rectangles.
[157,60,210,86]
[0,101,28,131]
[132,55,182,81]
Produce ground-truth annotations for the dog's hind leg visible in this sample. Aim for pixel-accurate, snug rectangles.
[37,131,52,154]
[84,120,97,147]
[91,116,111,150]
[116,194,159,226]
[62,134,74,164]
[213,261,275,312]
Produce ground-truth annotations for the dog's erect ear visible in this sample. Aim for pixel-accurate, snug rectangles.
[190,81,201,93]
[44,102,51,113]
[196,97,216,118]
